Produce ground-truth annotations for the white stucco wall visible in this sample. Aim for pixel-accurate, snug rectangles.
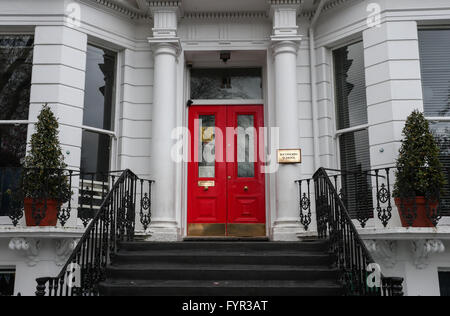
[0,0,450,295]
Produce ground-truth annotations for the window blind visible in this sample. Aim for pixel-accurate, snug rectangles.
[334,41,373,221]
[333,41,368,130]
[430,122,450,216]
[339,130,373,220]
[419,30,450,216]
[419,29,450,117]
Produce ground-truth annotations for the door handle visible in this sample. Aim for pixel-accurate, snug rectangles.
[244,186,249,192]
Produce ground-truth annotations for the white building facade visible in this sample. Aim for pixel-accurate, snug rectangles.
[0,0,449,296]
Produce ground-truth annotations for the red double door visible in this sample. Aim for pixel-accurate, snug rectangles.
[188,105,266,237]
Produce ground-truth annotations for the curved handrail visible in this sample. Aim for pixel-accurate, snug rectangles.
[314,168,377,263]
[313,167,403,296]
[36,169,154,296]
[56,169,135,280]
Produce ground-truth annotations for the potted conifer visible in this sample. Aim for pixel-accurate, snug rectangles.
[21,105,71,226]
[393,110,446,227]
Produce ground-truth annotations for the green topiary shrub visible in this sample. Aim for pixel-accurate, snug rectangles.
[21,104,71,202]
[393,110,446,198]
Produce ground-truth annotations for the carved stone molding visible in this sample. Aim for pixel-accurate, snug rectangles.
[411,239,445,269]
[89,0,149,19]
[268,0,302,5]
[55,239,78,267]
[8,237,81,267]
[365,240,398,269]
[147,0,181,8]
[184,12,269,20]
[8,238,40,267]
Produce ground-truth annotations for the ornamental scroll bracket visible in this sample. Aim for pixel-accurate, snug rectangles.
[411,239,445,270]
[365,240,398,269]
[55,238,78,266]
[9,238,40,267]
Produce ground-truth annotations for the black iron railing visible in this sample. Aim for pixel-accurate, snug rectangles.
[34,169,154,296]
[0,168,150,228]
[313,168,403,296]
[296,167,450,229]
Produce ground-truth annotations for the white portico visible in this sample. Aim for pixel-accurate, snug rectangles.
[144,0,307,241]
[2,0,450,296]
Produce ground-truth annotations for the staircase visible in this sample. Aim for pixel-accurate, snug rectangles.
[34,169,403,297]
[98,240,344,296]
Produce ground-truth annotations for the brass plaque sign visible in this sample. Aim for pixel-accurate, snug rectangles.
[277,149,302,164]
[198,180,215,187]
[201,127,214,142]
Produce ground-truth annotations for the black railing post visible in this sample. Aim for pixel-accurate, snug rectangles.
[36,277,49,296]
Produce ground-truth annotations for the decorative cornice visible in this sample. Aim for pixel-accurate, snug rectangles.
[323,0,350,12]
[184,12,269,20]
[299,0,351,19]
[268,0,302,5]
[147,1,182,8]
[90,0,150,19]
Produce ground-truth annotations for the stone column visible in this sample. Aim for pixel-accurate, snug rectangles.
[269,1,303,241]
[147,2,181,241]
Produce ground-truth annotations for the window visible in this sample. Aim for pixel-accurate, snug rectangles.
[0,35,33,122]
[0,35,33,167]
[333,41,373,223]
[0,35,33,218]
[0,269,15,296]
[419,29,450,216]
[191,68,263,100]
[78,45,117,223]
[439,271,450,296]
[80,44,117,179]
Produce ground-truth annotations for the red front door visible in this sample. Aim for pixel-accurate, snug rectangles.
[188,105,266,237]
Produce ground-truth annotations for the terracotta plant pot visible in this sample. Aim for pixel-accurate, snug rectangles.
[24,198,59,227]
[394,197,438,228]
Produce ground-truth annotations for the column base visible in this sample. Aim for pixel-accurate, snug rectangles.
[272,219,303,241]
[145,220,180,242]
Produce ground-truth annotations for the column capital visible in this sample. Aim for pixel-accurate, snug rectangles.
[147,0,182,54]
[147,39,181,57]
[271,40,300,58]
[148,0,182,38]
[268,0,303,39]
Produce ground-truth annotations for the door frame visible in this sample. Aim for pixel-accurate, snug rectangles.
[179,52,274,239]
[186,104,267,237]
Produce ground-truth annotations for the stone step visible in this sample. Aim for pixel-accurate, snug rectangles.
[99,279,344,296]
[106,264,340,281]
[113,250,334,266]
[118,241,330,252]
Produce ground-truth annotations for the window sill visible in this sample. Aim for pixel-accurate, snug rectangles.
[359,226,450,240]
[0,226,85,239]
